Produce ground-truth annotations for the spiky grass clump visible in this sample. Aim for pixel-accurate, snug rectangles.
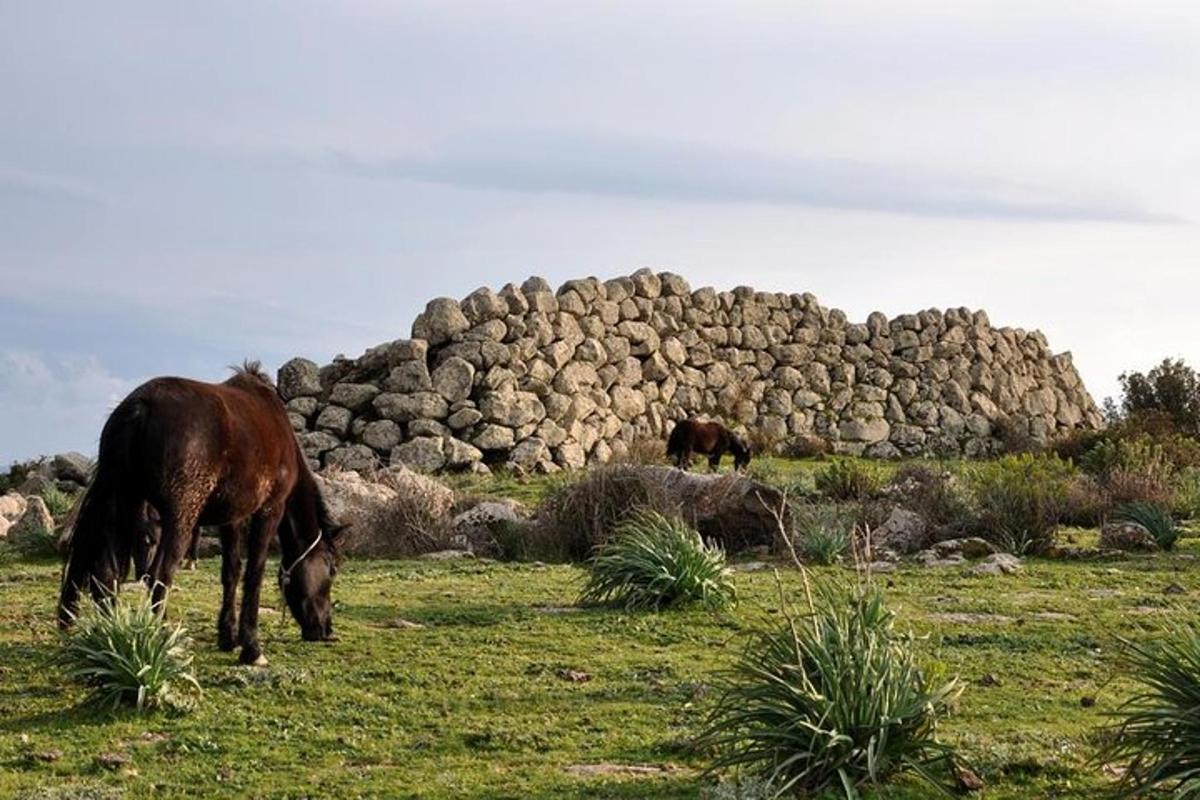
[700,584,962,798]
[814,460,883,502]
[57,590,200,712]
[1097,624,1200,797]
[792,505,855,566]
[1114,501,1179,551]
[579,510,735,611]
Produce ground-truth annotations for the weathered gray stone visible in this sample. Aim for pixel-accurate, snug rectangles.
[315,405,353,437]
[361,420,404,451]
[374,391,449,422]
[431,357,476,403]
[390,437,447,473]
[325,444,377,471]
[473,424,516,450]
[412,297,470,346]
[299,431,342,459]
[329,382,380,412]
[277,358,322,400]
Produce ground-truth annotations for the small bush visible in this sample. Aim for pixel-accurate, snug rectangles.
[491,518,569,563]
[1114,502,1178,551]
[781,435,830,459]
[579,511,735,611]
[1171,468,1200,520]
[968,454,1073,555]
[613,436,668,465]
[41,486,76,518]
[815,460,883,502]
[792,505,854,565]
[352,466,456,557]
[57,590,200,712]
[1096,623,1200,797]
[699,584,961,798]
[886,465,974,539]
[1105,467,1174,508]
[1061,474,1110,528]
[538,464,679,561]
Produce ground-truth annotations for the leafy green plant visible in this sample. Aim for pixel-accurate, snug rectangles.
[814,460,883,502]
[968,454,1073,555]
[1171,468,1200,520]
[1114,502,1178,551]
[56,589,200,712]
[792,505,854,566]
[699,583,962,798]
[579,510,735,611]
[1096,623,1200,798]
[40,486,76,518]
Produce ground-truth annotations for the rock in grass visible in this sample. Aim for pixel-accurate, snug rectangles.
[971,553,1023,576]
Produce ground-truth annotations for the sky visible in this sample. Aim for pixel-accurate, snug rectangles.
[2,1,1198,462]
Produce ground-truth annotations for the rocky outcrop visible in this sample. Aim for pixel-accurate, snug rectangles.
[280,269,1102,473]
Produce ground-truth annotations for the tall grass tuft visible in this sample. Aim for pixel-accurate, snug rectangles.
[792,505,855,566]
[699,583,962,798]
[814,460,883,502]
[1113,501,1179,551]
[57,589,200,712]
[1097,624,1200,798]
[579,510,735,611]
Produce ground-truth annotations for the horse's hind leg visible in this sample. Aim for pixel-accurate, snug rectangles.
[148,501,202,613]
[217,522,244,652]
[183,524,201,570]
[709,448,725,472]
[238,505,286,666]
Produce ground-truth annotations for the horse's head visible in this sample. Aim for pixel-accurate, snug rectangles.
[731,436,752,472]
[280,487,347,642]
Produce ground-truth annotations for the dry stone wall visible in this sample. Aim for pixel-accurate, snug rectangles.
[279,269,1102,473]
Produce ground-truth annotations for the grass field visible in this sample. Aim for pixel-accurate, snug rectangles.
[1,534,1196,799]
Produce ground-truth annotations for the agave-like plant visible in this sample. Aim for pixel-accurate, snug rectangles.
[57,588,200,712]
[699,583,962,798]
[578,510,736,611]
[1097,624,1200,798]
[1114,501,1178,551]
[792,505,855,566]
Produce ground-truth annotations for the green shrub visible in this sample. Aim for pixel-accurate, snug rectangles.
[57,590,200,712]
[815,460,883,502]
[492,518,569,563]
[1171,468,1200,520]
[968,454,1073,555]
[40,486,76,518]
[1097,623,1200,797]
[1114,502,1178,551]
[699,584,961,798]
[886,464,974,539]
[792,505,854,566]
[579,511,735,611]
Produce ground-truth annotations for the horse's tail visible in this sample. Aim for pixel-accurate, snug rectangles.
[58,398,146,627]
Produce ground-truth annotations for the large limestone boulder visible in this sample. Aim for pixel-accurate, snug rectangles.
[52,452,93,485]
[431,357,476,404]
[277,358,322,400]
[1099,521,1158,551]
[391,437,447,473]
[412,297,470,346]
[0,493,27,523]
[9,497,54,546]
[871,508,928,555]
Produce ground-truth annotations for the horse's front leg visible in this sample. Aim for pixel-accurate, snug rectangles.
[238,507,285,666]
[217,523,243,652]
[709,447,725,472]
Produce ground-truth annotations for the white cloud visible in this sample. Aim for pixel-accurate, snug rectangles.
[0,350,136,462]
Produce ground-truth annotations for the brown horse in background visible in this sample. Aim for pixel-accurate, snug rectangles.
[666,418,752,472]
[59,362,345,666]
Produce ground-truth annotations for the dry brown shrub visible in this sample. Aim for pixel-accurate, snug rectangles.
[615,436,668,466]
[325,465,457,557]
[1104,467,1173,507]
[535,464,681,560]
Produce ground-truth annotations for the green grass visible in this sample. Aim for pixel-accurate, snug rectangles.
[1,539,1198,797]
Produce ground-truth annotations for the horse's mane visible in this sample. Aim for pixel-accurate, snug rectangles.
[227,360,274,389]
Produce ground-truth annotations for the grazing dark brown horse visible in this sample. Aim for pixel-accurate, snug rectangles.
[59,362,345,666]
[666,418,752,472]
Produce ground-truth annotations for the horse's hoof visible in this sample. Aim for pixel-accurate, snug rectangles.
[246,654,269,667]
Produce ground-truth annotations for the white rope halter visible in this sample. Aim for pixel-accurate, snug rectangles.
[279,534,322,587]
